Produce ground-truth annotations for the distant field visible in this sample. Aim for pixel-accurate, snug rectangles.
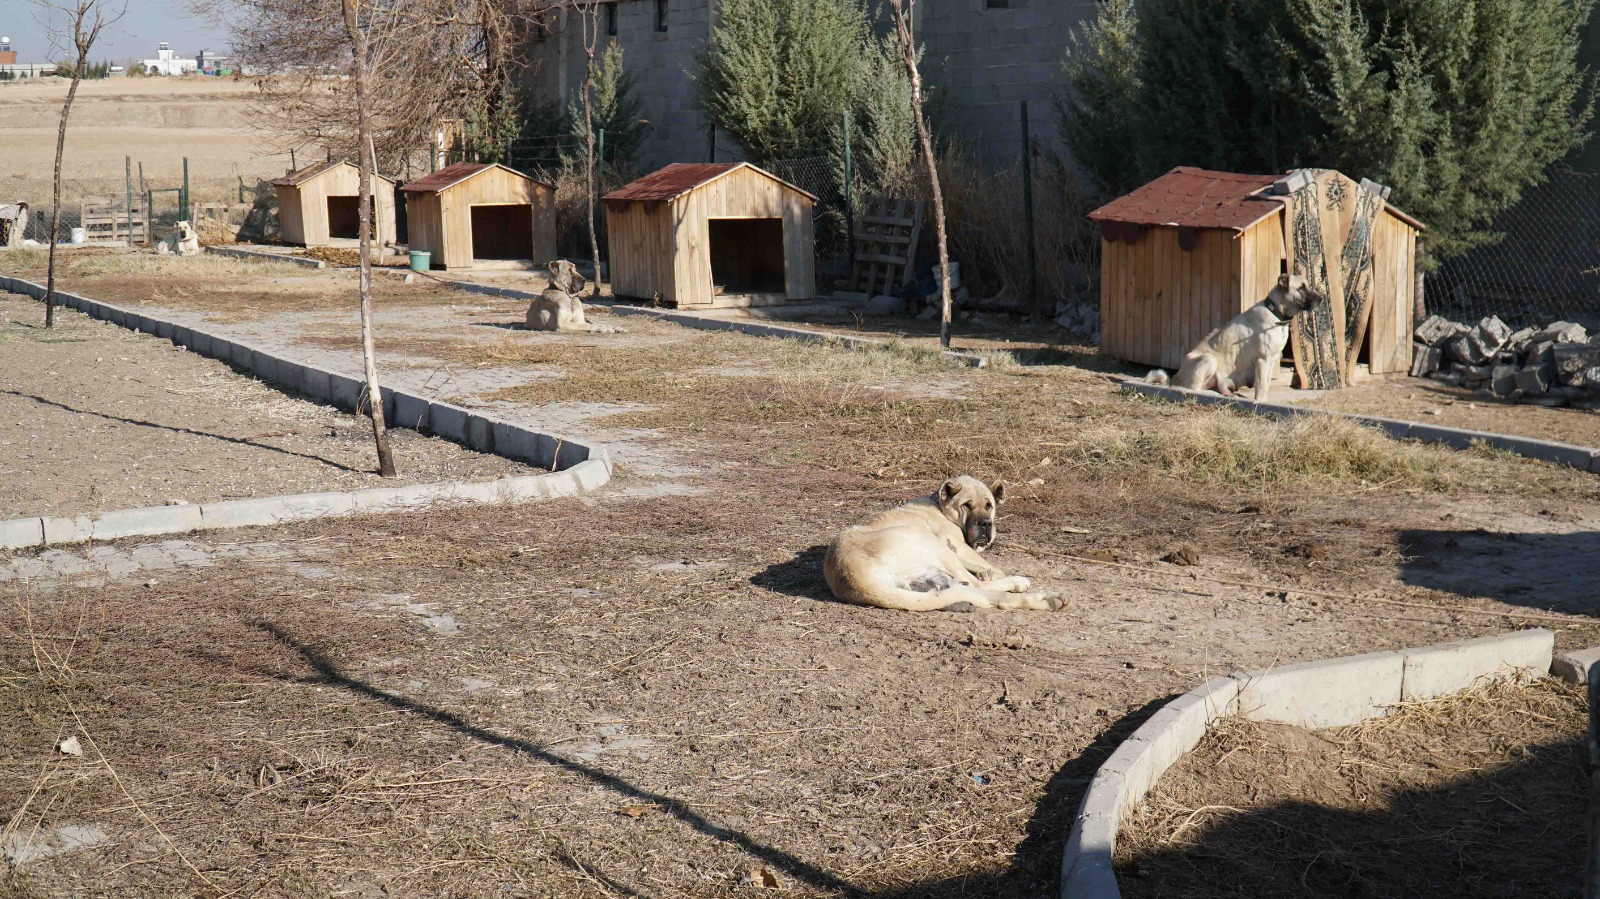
[0,76,296,205]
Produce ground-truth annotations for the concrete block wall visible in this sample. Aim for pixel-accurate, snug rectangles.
[1060,630,1557,899]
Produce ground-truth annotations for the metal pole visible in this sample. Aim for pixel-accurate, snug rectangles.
[1587,662,1600,899]
[708,121,715,163]
[291,147,297,172]
[181,157,190,222]
[843,109,856,275]
[124,156,133,248]
[1021,101,1040,323]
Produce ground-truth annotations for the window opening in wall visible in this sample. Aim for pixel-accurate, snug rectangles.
[656,0,668,32]
[607,3,617,36]
[987,0,1010,7]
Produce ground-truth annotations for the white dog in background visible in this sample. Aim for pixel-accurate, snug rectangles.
[1148,274,1324,401]
[155,220,201,257]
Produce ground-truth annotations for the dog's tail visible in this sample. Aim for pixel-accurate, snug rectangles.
[1146,369,1170,386]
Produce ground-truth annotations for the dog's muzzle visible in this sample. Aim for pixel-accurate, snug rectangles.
[967,520,995,550]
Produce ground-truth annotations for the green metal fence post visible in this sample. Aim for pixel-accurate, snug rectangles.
[1021,101,1040,323]
[843,109,856,275]
[181,157,191,223]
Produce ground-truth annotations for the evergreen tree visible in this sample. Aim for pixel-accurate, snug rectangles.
[697,0,875,163]
[567,43,645,169]
[1060,0,1595,262]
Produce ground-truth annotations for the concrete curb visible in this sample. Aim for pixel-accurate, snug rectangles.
[1120,379,1600,474]
[379,268,992,369]
[0,276,617,549]
[204,245,327,269]
[1059,629,1554,898]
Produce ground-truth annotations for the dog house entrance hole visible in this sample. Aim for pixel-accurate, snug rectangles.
[470,204,532,261]
[709,218,786,296]
[326,196,375,240]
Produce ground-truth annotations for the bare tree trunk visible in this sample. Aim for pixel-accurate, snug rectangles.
[580,2,603,297]
[45,57,87,329]
[344,0,397,477]
[889,0,953,348]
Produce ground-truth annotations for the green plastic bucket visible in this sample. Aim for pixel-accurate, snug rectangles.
[408,250,431,272]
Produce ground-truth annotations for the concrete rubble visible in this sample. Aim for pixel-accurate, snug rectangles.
[1411,313,1600,407]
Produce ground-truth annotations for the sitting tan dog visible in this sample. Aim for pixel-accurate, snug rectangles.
[526,259,624,334]
[824,476,1060,612]
[155,220,201,257]
[1148,273,1324,400]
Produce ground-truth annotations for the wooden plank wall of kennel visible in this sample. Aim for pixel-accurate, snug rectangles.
[400,163,557,271]
[603,162,817,309]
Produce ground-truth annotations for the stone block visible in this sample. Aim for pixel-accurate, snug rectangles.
[1062,853,1120,899]
[1063,770,1122,879]
[572,459,611,493]
[277,491,358,520]
[1399,630,1554,701]
[1446,335,1484,365]
[250,351,278,383]
[496,476,551,503]
[1515,365,1551,396]
[1490,364,1518,397]
[1410,343,1441,377]
[209,338,236,365]
[1554,341,1600,376]
[1476,315,1511,351]
[154,318,174,340]
[329,373,363,412]
[188,330,212,357]
[303,367,331,402]
[107,307,128,326]
[229,341,255,369]
[41,515,94,545]
[1552,646,1600,684]
[492,422,539,463]
[199,496,300,529]
[428,402,469,442]
[90,504,203,541]
[0,517,45,551]
[1233,650,1404,729]
[275,360,306,396]
[1535,321,1587,345]
[1414,314,1462,346]
[1477,433,1596,469]
[392,391,430,431]
[465,415,496,452]
[1188,675,1241,722]
[171,325,193,349]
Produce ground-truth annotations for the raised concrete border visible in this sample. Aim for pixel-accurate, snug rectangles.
[1060,629,1555,898]
[1120,378,1600,474]
[205,245,327,269]
[0,275,615,550]
[381,268,993,369]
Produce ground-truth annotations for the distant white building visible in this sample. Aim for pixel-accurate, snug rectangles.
[140,42,197,76]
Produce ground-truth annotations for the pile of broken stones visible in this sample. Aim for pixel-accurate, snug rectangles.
[1411,314,1600,408]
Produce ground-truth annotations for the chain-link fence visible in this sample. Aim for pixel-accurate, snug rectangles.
[1424,165,1600,327]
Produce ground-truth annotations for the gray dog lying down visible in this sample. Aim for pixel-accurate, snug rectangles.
[1147,273,1324,401]
[526,259,625,334]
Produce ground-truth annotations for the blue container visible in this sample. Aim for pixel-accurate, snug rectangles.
[408,250,431,272]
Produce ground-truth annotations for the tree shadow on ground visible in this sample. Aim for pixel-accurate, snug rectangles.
[0,387,368,473]
[252,619,1172,898]
[1397,528,1600,612]
[1114,740,1585,899]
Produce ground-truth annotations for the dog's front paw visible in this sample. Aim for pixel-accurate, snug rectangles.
[1007,576,1032,592]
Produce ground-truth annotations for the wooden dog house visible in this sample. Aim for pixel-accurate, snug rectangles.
[1089,167,1424,388]
[603,162,816,308]
[272,161,397,247]
[399,162,557,270]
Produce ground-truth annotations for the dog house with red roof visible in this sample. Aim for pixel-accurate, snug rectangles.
[603,162,816,309]
[399,162,557,270]
[1089,166,1423,387]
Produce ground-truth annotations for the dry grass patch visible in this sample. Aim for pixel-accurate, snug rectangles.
[1118,676,1586,898]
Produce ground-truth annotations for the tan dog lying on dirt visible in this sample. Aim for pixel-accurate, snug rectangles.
[824,476,1060,612]
[526,259,625,334]
[1148,273,1324,401]
[155,220,201,258]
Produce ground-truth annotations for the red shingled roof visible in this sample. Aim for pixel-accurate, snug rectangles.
[400,162,552,194]
[1088,167,1283,232]
[602,162,818,208]
[271,160,396,188]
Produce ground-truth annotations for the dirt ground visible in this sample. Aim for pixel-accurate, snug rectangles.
[0,77,292,205]
[4,254,1600,897]
[0,292,534,518]
[1303,377,1600,449]
[1117,677,1586,898]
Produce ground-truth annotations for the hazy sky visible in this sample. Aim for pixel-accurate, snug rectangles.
[3,1,231,63]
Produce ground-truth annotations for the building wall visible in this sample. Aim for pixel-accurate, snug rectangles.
[519,0,716,172]
[516,0,1090,171]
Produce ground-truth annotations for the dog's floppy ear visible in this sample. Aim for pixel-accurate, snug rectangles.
[988,480,1007,504]
[1277,273,1291,290]
[940,478,962,505]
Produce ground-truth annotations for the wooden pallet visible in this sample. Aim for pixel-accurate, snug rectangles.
[80,199,150,245]
[844,198,923,297]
